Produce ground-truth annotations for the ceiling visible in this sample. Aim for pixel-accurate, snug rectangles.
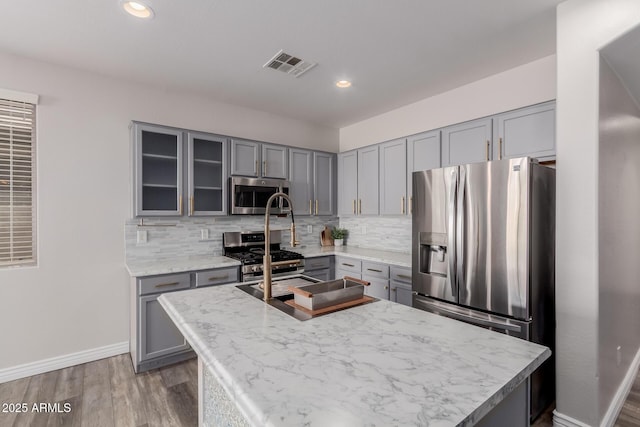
[0,0,562,128]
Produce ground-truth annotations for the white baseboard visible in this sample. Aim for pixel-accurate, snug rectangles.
[0,341,129,384]
[600,346,640,427]
[553,346,640,427]
[553,411,592,427]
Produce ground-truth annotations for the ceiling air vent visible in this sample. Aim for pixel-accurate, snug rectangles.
[263,50,316,78]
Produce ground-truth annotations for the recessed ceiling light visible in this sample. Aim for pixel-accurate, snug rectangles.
[336,80,352,88]
[122,1,154,19]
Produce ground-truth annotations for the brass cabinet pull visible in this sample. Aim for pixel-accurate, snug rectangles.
[352,199,356,214]
[499,137,503,160]
[178,196,183,215]
[367,268,382,273]
[309,200,312,215]
[155,282,180,288]
[315,200,318,215]
[397,274,411,280]
[391,287,397,293]
[255,160,258,174]
[189,196,194,216]
[342,263,355,267]
[208,275,228,281]
[359,199,362,214]
[263,160,267,175]
[486,140,490,161]
[384,285,389,290]
[409,196,413,214]
[401,196,405,215]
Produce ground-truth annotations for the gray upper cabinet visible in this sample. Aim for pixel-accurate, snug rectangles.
[187,132,227,215]
[357,146,379,215]
[289,149,336,216]
[230,139,260,177]
[231,139,288,179]
[313,152,335,216]
[379,139,407,216]
[441,118,493,167]
[289,148,313,216]
[407,130,441,214]
[494,101,556,161]
[262,143,288,179]
[132,122,184,217]
[338,151,358,216]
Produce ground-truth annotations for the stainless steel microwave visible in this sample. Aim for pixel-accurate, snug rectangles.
[230,176,291,215]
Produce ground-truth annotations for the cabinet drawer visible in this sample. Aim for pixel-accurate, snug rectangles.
[390,266,412,284]
[362,261,389,279]
[364,277,390,300]
[335,257,361,274]
[195,267,239,287]
[305,256,332,271]
[335,269,361,281]
[139,273,191,296]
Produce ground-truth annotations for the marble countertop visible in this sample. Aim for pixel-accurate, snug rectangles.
[125,255,240,277]
[296,245,411,267]
[159,284,550,426]
[126,246,409,277]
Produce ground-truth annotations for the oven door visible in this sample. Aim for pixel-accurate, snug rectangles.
[231,177,290,214]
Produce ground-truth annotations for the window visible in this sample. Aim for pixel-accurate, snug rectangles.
[0,97,36,266]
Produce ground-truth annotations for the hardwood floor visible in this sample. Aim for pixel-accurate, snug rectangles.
[2,354,640,426]
[0,355,198,427]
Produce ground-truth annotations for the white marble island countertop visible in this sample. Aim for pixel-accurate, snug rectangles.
[159,284,550,426]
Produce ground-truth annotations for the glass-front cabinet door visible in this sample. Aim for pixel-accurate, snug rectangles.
[133,123,184,216]
[187,132,227,216]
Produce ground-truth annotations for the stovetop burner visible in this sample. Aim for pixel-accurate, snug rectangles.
[223,230,304,266]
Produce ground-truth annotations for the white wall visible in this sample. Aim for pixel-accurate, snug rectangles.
[597,56,640,423]
[0,50,338,371]
[555,1,640,425]
[339,55,556,150]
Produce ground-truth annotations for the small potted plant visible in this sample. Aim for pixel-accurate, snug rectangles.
[331,227,347,246]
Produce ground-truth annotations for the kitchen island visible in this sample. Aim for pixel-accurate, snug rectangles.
[158,282,550,426]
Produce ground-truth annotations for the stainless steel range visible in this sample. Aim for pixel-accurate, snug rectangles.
[223,231,305,281]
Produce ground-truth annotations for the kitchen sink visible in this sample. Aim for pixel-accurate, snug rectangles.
[236,275,375,321]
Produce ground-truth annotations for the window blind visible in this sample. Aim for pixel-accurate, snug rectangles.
[0,98,36,266]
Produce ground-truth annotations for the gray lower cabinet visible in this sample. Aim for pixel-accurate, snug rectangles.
[131,266,239,373]
[494,101,555,161]
[390,266,413,307]
[304,256,333,281]
[362,261,390,300]
[442,118,493,167]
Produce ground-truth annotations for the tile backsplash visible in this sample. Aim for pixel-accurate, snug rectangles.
[125,216,339,262]
[125,215,411,263]
[338,216,411,253]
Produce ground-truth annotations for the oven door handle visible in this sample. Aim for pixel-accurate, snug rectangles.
[270,259,303,267]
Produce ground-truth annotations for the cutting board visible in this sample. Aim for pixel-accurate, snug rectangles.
[320,226,334,246]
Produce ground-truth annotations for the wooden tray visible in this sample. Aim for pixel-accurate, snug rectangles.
[284,295,375,316]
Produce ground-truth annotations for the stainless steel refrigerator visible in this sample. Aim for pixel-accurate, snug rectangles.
[411,156,555,421]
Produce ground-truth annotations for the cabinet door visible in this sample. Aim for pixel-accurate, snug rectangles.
[441,118,493,166]
[139,294,190,362]
[262,144,288,179]
[379,139,407,215]
[305,268,331,281]
[230,139,259,177]
[494,101,555,161]
[337,151,358,216]
[313,152,335,216]
[391,281,413,306]
[289,149,313,216]
[357,146,379,215]
[187,132,227,215]
[133,123,184,216]
[407,130,441,213]
[363,276,390,300]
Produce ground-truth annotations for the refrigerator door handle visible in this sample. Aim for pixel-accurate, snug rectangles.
[447,168,457,298]
[456,166,466,301]
[414,297,523,334]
